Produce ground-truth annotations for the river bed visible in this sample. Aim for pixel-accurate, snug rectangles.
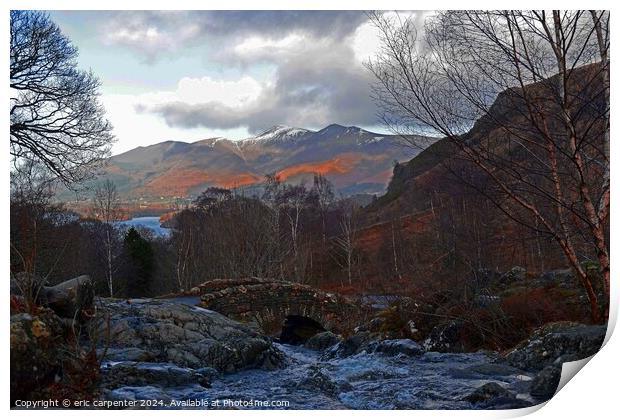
[104,339,537,410]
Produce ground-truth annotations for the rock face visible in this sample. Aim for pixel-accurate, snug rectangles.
[197,278,365,334]
[504,322,606,371]
[10,308,64,403]
[100,299,285,373]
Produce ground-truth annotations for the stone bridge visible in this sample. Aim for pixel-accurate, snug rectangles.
[191,278,368,334]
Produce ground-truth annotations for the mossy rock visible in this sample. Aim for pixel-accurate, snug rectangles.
[10,307,64,403]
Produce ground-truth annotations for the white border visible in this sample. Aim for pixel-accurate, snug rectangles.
[2,1,617,419]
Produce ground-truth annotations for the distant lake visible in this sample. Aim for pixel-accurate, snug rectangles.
[115,216,171,237]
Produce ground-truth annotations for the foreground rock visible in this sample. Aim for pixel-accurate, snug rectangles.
[529,365,562,400]
[423,320,466,353]
[11,273,95,321]
[323,332,424,359]
[99,299,285,373]
[10,308,64,402]
[323,332,379,358]
[500,322,606,402]
[101,361,212,389]
[304,331,341,351]
[462,382,529,409]
[371,339,425,357]
[503,322,606,371]
[10,274,95,405]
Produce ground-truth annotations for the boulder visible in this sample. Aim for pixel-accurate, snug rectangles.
[100,362,212,389]
[503,322,606,371]
[529,365,561,400]
[99,299,285,373]
[354,299,431,340]
[451,362,524,380]
[44,275,95,320]
[323,333,424,359]
[322,332,379,358]
[304,331,341,351]
[462,382,531,409]
[10,273,95,321]
[463,382,514,404]
[423,320,466,353]
[294,366,341,397]
[370,339,424,357]
[10,308,64,403]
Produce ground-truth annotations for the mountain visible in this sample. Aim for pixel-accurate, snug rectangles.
[354,63,607,287]
[76,124,436,201]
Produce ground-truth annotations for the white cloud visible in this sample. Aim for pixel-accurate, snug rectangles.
[233,33,306,62]
[352,20,384,64]
[352,11,433,64]
[137,76,264,108]
[101,76,263,153]
[90,11,431,152]
[95,11,369,62]
[100,11,203,61]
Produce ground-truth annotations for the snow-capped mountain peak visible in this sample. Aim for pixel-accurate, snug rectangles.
[242,125,314,145]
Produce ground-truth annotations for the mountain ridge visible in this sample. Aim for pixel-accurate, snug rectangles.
[64,124,436,202]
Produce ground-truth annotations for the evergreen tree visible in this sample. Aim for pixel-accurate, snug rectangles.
[123,228,154,297]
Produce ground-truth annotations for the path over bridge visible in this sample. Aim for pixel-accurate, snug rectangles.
[192,278,368,334]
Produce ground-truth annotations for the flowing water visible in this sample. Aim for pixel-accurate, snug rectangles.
[105,341,537,410]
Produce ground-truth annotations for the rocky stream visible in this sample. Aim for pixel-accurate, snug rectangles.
[93,299,605,410]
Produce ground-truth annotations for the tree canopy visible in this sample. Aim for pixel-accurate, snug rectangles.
[10,10,114,187]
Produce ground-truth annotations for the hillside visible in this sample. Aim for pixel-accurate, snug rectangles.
[352,64,607,288]
[68,124,435,202]
[364,63,606,223]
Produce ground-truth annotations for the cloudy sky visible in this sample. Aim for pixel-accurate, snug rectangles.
[48,11,428,154]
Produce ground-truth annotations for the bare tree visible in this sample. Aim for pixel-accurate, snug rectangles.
[278,184,311,282]
[333,200,358,286]
[93,180,120,297]
[10,11,114,186]
[311,174,335,243]
[10,159,56,206]
[10,161,73,309]
[367,10,609,321]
